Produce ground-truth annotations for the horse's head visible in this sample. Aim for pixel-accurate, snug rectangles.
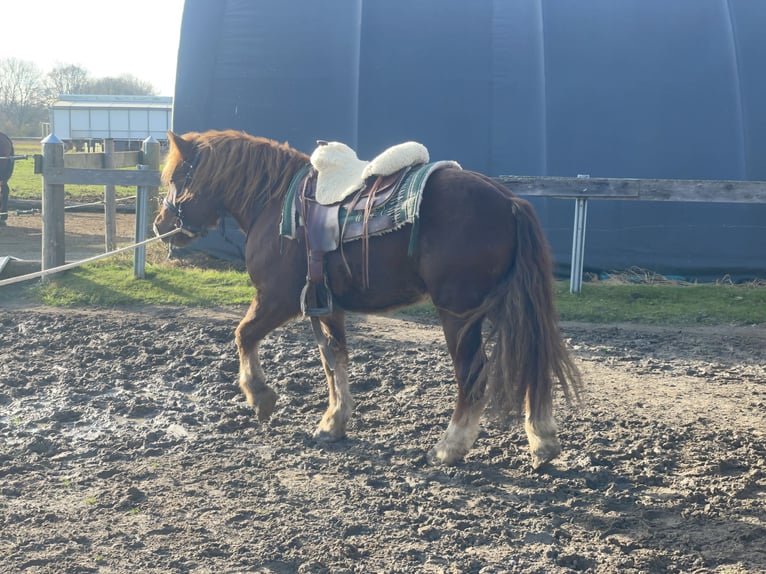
[153,131,220,246]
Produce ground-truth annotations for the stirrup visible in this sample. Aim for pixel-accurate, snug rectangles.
[300,276,334,317]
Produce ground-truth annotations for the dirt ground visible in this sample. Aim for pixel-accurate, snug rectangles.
[1,207,766,573]
[0,302,764,573]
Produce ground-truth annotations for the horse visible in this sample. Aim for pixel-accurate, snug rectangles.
[153,129,582,468]
[0,132,14,224]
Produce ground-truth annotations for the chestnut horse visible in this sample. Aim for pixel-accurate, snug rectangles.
[154,130,581,468]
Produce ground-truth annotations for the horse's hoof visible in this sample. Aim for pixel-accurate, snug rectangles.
[530,442,561,470]
[426,448,444,466]
[254,388,278,422]
[313,428,345,442]
[426,444,463,466]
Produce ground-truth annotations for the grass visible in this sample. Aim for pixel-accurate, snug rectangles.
[9,139,155,202]
[4,255,765,327]
[554,281,766,325]
[5,253,253,308]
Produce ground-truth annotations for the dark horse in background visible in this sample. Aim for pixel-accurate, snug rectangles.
[0,132,14,225]
[154,130,581,468]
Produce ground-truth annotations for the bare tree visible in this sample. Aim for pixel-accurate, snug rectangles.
[84,74,157,96]
[46,63,91,101]
[0,58,45,133]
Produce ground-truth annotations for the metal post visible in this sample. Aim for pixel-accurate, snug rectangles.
[569,197,588,294]
[41,133,66,281]
[569,174,590,294]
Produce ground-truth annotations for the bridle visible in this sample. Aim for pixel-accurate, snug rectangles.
[162,151,208,237]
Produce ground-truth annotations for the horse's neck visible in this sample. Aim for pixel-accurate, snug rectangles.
[220,156,304,234]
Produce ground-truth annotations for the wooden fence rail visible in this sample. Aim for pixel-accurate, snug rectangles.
[495,175,766,292]
[496,175,766,203]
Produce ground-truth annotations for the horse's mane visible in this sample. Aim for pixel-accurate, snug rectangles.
[163,129,309,216]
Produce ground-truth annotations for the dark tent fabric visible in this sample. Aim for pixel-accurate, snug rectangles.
[172,0,766,279]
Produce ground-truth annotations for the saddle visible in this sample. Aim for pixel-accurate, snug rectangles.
[282,140,459,317]
[299,168,414,315]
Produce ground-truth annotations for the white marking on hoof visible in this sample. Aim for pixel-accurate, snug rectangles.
[525,415,561,469]
[313,403,352,441]
[313,419,346,441]
[427,418,480,466]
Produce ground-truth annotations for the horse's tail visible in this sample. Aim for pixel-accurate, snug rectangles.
[471,196,582,421]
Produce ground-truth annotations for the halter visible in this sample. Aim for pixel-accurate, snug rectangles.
[162,151,208,237]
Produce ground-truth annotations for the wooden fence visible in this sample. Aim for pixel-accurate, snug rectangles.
[37,134,161,279]
[496,175,766,292]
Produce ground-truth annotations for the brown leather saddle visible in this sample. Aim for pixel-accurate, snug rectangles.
[294,165,411,316]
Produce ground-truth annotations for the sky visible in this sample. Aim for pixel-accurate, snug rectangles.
[0,0,185,97]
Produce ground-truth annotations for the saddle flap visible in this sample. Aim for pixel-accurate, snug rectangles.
[305,201,340,254]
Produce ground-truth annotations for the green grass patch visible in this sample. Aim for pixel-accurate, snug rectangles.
[6,140,41,200]
[14,257,253,308]
[554,281,766,326]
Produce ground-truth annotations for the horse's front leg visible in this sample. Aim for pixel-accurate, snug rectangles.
[311,312,354,441]
[235,297,293,421]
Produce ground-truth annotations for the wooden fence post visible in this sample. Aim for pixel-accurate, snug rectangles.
[103,139,116,252]
[41,133,66,279]
[141,135,161,202]
[134,136,160,278]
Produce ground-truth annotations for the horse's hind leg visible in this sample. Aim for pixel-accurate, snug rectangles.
[428,311,486,465]
[235,297,292,421]
[312,311,354,441]
[525,403,560,469]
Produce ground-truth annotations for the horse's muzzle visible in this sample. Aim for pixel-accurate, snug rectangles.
[154,218,201,247]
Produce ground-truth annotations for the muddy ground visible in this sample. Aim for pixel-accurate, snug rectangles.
[0,302,764,573]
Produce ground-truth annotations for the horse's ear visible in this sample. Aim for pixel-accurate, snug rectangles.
[167,131,196,159]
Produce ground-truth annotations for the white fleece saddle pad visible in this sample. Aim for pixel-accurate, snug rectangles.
[310,140,429,204]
